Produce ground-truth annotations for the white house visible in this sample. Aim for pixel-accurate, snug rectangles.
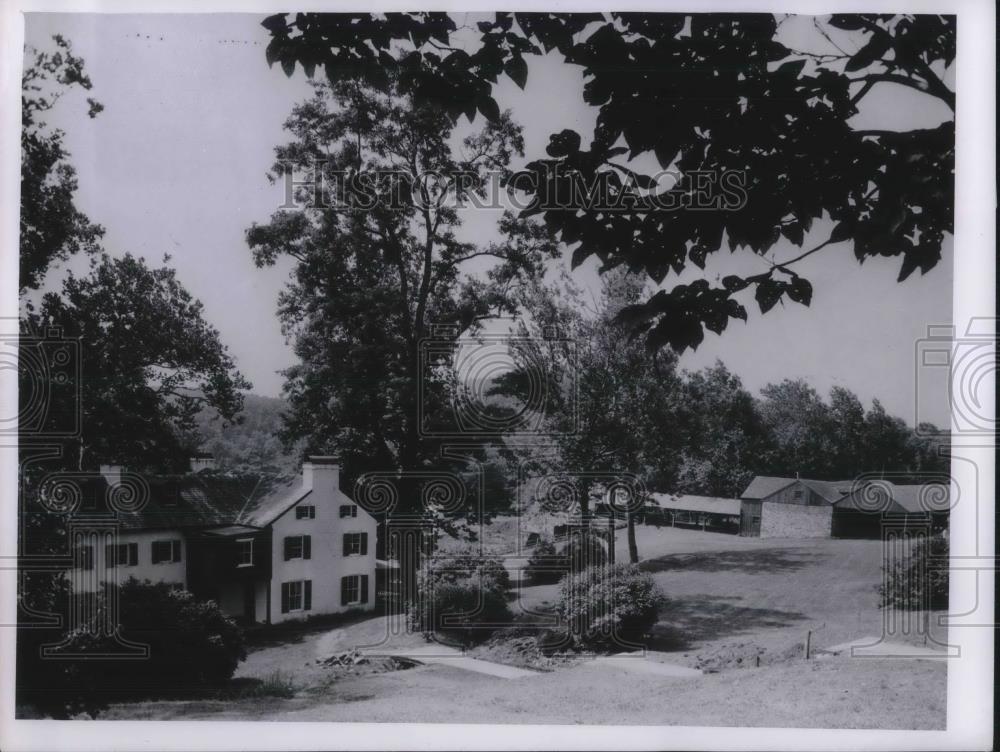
[66,456,377,624]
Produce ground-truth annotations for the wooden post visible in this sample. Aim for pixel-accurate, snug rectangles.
[607,515,616,564]
[805,630,812,660]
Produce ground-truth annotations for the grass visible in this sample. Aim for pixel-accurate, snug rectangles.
[98,526,949,728]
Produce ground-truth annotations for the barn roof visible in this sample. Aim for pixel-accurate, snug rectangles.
[834,482,951,515]
[649,493,741,516]
[740,476,852,504]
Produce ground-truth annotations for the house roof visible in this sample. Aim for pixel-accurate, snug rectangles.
[108,472,304,531]
[740,476,852,504]
[649,493,741,516]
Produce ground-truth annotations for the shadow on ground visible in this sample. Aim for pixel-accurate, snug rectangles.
[643,594,809,651]
[640,546,825,575]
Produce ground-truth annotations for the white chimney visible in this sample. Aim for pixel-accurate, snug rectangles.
[303,455,340,494]
[100,464,122,486]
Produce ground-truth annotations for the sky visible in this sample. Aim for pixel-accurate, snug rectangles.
[23,13,954,428]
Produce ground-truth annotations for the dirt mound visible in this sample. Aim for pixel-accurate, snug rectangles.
[470,629,579,671]
[318,649,419,675]
[694,640,807,672]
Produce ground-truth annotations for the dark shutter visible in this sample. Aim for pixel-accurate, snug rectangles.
[360,533,368,556]
[129,543,138,566]
[303,536,311,560]
[339,505,348,518]
[304,580,312,611]
[105,544,114,567]
[342,534,349,556]
[280,583,289,613]
[283,537,291,561]
[340,576,350,606]
[360,575,369,604]
[173,541,182,563]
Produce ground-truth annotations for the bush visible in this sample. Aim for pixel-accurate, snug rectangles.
[558,531,608,573]
[557,563,664,649]
[524,537,566,585]
[423,548,512,593]
[408,568,512,644]
[24,578,247,717]
[879,534,949,610]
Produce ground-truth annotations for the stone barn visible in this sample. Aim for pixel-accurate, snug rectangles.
[739,476,950,538]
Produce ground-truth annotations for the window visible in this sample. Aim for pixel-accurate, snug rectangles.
[74,544,94,571]
[296,505,316,520]
[792,490,804,500]
[280,580,312,613]
[236,538,254,567]
[342,532,367,556]
[283,535,312,561]
[151,539,182,564]
[104,542,138,567]
[339,504,358,518]
[340,574,369,606]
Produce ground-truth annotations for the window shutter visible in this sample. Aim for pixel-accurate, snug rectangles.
[304,580,312,611]
[173,541,182,563]
[283,537,291,561]
[129,543,138,566]
[105,544,114,567]
[340,576,350,606]
[342,534,349,556]
[360,533,368,556]
[303,536,311,560]
[309,506,316,519]
[360,575,369,604]
[281,583,289,613]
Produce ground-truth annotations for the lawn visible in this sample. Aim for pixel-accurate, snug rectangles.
[99,526,948,728]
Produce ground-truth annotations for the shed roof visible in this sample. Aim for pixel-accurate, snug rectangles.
[649,493,741,516]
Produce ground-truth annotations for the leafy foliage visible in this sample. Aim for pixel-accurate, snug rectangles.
[19,579,246,718]
[879,534,949,610]
[261,12,954,354]
[524,537,564,585]
[193,394,303,474]
[557,563,665,648]
[408,563,512,644]
[26,253,250,472]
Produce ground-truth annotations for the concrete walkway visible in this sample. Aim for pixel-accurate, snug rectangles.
[361,644,539,679]
[818,637,956,660]
[583,651,703,678]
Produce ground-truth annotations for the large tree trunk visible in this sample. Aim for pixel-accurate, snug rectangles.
[626,509,639,564]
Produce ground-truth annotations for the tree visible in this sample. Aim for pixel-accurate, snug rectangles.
[26,253,250,473]
[758,379,836,479]
[20,34,104,295]
[494,268,684,563]
[261,12,954,355]
[245,78,557,595]
[673,362,771,497]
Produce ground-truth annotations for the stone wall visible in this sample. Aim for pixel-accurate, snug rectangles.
[760,501,832,538]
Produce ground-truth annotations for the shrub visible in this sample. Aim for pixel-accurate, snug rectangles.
[879,534,949,610]
[423,548,512,593]
[28,579,246,717]
[558,531,608,573]
[524,537,566,585]
[408,569,512,644]
[557,563,664,649]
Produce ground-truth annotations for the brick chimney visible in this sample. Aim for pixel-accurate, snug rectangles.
[302,455,341,495]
